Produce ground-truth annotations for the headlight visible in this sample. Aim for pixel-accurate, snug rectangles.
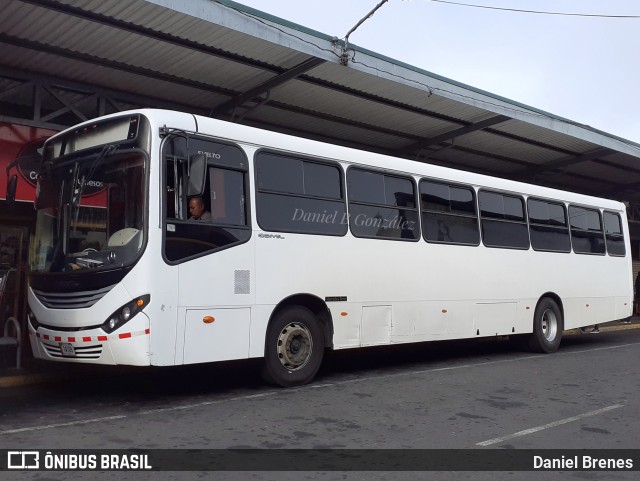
[101,295,150,334]
[28,311,40,330]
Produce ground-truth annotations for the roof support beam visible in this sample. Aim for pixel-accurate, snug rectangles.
[404,114,510,154]
[518,147,613,179]
[0,66,210,129]
[211,57,326,117]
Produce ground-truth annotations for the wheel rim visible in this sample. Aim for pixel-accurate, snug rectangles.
[541,308,558,342]
[276,322,313,371]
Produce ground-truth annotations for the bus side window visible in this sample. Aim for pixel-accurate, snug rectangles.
[163,139,251,263]
[347,168,419,241]
[527,198,571,253]
[420,180,479,246]
[569,206,605,255]
[603,211,626,256]
[479,190,529,249]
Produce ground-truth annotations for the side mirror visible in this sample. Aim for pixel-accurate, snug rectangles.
[187,153,206,197]
[6,174,17,208]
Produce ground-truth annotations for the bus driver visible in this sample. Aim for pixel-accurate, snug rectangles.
[188,196,212,221]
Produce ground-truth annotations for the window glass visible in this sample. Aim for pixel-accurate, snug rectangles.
[163,137,250,263]
[450,186,476,215]
[209,168,246,226]
[420,180,479,245]
[569,206,605,255]
[421,181,450,212]
[422,213,479,245]
[479,191,528,249]
[482,220,530,249]
[304,162,342,199]
[480,191,525,222]
[385,176,416,208]
[527,198,570,252]
[528,199,567,226]
[548,203,568,227]
[604,211,626,256]
[257,154,304,195]
[348,169,418,241]
[348,169,385,205]
[256,152,346,236]
[604,211,622,235]
[569,206,602,232]
[349,204,419,240]
[529,225,571,253]
[479,191,504,219]
[503,196,525,221]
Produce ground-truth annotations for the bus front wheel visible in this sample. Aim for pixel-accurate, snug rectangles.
[263,306,324,387]
[528,298,563,353]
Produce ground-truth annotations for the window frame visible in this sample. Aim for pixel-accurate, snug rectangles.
[161,133,252,266]
[568,204,606,256]
[254,149,347,237]
[603,210,626,257]
[346,166,420,242]
[419,178,480,246]
[526,197,571,253]
[478,189,530,250]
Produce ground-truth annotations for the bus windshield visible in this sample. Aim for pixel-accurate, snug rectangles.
[30,148,147,273]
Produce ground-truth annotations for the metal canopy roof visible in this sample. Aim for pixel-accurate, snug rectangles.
[2,0,640,202]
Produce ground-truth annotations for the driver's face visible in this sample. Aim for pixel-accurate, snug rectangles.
[189,199,204,219]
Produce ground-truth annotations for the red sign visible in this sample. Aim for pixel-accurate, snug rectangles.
[1,122,106,207]
[1,122,56,202]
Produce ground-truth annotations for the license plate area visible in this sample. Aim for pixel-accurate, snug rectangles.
[59,342,76,357]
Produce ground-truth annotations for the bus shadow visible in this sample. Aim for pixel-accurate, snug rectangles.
[1,329,624,416]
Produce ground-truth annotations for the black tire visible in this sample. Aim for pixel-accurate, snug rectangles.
[263,306,324,387]
[527,297,563,353]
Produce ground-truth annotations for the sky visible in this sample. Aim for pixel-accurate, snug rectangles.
[233,0,640,144]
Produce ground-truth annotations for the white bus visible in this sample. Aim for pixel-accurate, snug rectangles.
[24,109,632,387]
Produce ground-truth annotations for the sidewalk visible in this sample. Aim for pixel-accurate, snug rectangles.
[0,361,140,388]
[1,317,639,389]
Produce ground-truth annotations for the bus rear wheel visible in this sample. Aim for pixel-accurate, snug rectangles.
[263,306,324,387]
[528,297,563,353]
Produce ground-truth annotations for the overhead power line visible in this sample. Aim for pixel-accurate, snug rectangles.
[427,0,640,18]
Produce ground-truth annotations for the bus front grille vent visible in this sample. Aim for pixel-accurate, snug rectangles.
[42,342,102,360]
[32,284,116,309]
[234,270,250,295]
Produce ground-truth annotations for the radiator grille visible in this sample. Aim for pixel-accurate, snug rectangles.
[33,284,115,309]
[42,342,103,360]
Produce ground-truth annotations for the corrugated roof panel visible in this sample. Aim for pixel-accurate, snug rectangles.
[536,173,610,196]
[428,148,524,176]
[601,152,640,171]
[491,119,600,154]
[308,62,499,124]
[269,79,460,140]
[69,0,315,70]
[454,131,563,164]
[565,161,640,186]
[246,105,414,152]
[0,46,229,111]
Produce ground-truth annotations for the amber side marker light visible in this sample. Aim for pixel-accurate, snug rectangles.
[340,312,348,317]
[203,316,215,324]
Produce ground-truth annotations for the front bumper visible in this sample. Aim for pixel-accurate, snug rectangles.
[28,312,151,366]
